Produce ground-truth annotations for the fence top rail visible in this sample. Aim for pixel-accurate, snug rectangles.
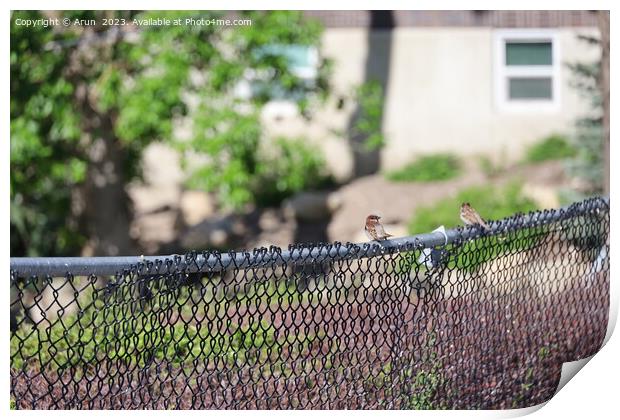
[10,196,608,277]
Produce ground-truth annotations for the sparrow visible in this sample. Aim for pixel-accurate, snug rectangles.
[460,202,491,231]
[365,214,393,241]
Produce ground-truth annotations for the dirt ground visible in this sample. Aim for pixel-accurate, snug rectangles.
[128,157,569,254]
[11,265,608,409]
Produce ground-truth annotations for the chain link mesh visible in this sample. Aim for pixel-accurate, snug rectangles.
[10,197,609,409]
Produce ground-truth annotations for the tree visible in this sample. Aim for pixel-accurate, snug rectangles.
[598,11,609,196]
[564,19,607,198]
[11,11,330,257]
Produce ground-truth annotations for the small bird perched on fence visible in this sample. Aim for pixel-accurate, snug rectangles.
[365,214,393,241]
[460,202,491,231]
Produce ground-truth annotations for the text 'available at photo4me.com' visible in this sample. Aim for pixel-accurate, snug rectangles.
[13,15,253,29]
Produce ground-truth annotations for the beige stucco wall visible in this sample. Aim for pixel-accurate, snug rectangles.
[262,27,601,179]
[261,29,369,181]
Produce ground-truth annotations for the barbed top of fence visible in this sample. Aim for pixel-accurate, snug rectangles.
[10,196,608,277]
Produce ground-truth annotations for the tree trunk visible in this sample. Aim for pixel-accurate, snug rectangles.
[598,11,610,196]
[63,24,137,257]
[82,131,137,256]
[72,83,137,257]
[347,11,394,179]
[85,102,135,255]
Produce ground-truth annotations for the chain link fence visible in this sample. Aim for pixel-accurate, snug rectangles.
[10,197,609,409]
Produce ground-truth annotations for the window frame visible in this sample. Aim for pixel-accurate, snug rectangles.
[234,45,319,118]
[493,29,561,113]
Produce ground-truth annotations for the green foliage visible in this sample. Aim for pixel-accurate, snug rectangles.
[564,36,604,194]
[512,367,536,408]
[557,186,603,207]
[11,11,86,256]
[566,60,601,108]
[408,182,537,235]
[402,183,539,273]
[407,363,445,409]
[185,134,332,209]
[255,138,334,207]
[524,134,576,163]
[387,154,462,182]
[350,80,386,151]
[11,10,331,256]
[375,333,447,409]
[455,225,546,273]
[11,295,202,370]
[10,297,270,371]
[10,280,325,372]
[565,122,604,192]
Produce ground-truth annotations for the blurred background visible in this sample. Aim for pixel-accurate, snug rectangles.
[10,10,610,258]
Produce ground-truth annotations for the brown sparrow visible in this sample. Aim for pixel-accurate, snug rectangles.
[365,214,393,241]
[460,202,491,231]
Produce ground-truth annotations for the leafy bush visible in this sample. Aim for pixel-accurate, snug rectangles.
[187,135,333,209]
[11,11,330,256]
[524,134,576,163]
[254,138,334,207]
[387,154,462,182]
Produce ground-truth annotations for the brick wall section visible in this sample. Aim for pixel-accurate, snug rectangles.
[303,10,599,28]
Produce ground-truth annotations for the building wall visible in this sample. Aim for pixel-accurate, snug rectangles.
[304,10,600,29]
[262,26,601,180]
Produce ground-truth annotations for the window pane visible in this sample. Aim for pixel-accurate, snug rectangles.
[508,77,553,99]
[255,44,312,73]
[506,42,552,66]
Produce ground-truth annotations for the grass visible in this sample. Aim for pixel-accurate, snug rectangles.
[11,301,209,371]
[524,134,576,163]
[387,154,462,182]
[391,332,447,409]
[405,335,446,410]
[373,361,444,409]
[408,182,537,235]
[401,182,540,273]
[10,282,324,373]
[406,362,445,409]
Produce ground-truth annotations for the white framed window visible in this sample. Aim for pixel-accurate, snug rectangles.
[234,44,319,118]
[259,44,319,80]
[493,29,560,113]
[234,45,318,99]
